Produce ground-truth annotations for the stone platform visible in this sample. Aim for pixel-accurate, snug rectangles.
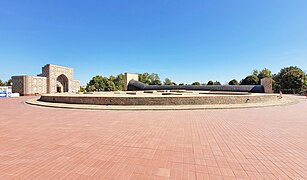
[39,91,279,106]
[29,90,287,110]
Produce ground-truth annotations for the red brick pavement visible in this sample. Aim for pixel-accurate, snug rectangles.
[0,96,306,179]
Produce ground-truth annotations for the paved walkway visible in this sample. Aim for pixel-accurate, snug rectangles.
[0,96,306,179]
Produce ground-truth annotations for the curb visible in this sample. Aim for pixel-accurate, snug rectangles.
[25,97,298,111]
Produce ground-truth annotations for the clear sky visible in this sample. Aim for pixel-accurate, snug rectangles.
[0,0,306,85]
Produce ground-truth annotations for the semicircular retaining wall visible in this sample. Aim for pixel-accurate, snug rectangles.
[39,94,279,106]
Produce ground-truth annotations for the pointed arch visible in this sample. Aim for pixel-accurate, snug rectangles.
[56,74,69,93]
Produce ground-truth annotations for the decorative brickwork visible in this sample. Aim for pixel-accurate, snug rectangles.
[40,93,279,105]
[11,76,25,95]
[25,76,47,95]
[261,78,273,93]
[12,64,80,95]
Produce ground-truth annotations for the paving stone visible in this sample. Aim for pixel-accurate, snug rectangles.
[0,95,306,179]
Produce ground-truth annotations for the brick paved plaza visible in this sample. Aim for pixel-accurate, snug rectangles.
[0,96,306,179]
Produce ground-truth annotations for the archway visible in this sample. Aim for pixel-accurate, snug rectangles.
[56,74,69,93]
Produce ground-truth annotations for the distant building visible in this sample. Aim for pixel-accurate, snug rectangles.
[0,86,12,97]
[12,64,80,96]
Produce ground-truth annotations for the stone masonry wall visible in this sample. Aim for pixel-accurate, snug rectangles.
[12,76,25,95]
[25,76,47,95]
[46,64,74,93]
[71,80,80,93]
[261,78,273,93]
[124,73,139,91]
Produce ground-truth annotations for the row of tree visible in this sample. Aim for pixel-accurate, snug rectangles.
[85,66,306,94]
[2,66,305,94]
[190,81,222,86]
[229,66,306,94]
[188,68,273,86]
[85,73,173,91]
[0,79,12,86]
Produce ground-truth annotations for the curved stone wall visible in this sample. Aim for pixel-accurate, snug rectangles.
[39,93,279,106]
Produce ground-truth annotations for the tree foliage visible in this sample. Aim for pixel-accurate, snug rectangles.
[228,79,239,85]
[240,68,271,85]
[273,66,305,94]
[207,81,214,85]
[0,79,12,86]
[139,73,162,85]
[86,74,124,92]
[214,81,221,85]
[113,74,125,90]
[258,68,272,80]
[207,81,221,85]
[79,86,85,92]
[251,68,272,84]
[192,82,201,85]
[85,73,163,91]
[240,75,259,85]
[163,78,175,85]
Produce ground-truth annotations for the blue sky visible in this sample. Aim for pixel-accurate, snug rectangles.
[0,0,306,85]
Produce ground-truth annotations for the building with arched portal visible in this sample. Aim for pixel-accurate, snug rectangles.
[56,74,69,93]
[12,64,80,95]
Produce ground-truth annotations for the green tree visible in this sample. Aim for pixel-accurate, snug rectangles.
[192,82,201,85]
[139,73,162,85]
[0,79,12,86]
[80,86,85,92]
[273,66,305,94]
[163,78,175,85]
[86,75,105,91]
[149,73,161,85]
[207,81,221,85]
[152,79,162,85]
[109,75,116,82]
[139,73,151,84]
[229,79,239,85]
[207,81,214,85]
[5,79,10,86]
[89,85,96,92]
[86,73,127,91]
[251,68,272,84]
[113,74,125,90]
[252,69,259,76]
[214,81,221,85]
[240,75,259,85]
[258,68,272,80]
[103,77,116,91]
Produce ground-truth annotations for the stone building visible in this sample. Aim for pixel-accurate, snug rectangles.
[12,64,80,95]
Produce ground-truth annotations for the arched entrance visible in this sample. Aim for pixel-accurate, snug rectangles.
[56,74,69,93]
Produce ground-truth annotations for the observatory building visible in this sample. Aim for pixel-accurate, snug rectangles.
[12,64,80,96]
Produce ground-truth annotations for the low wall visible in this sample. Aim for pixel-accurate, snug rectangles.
[39,94,279,106]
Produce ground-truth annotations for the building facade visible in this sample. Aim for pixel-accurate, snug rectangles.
[12,64,80,95]
[0,86,12,97]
